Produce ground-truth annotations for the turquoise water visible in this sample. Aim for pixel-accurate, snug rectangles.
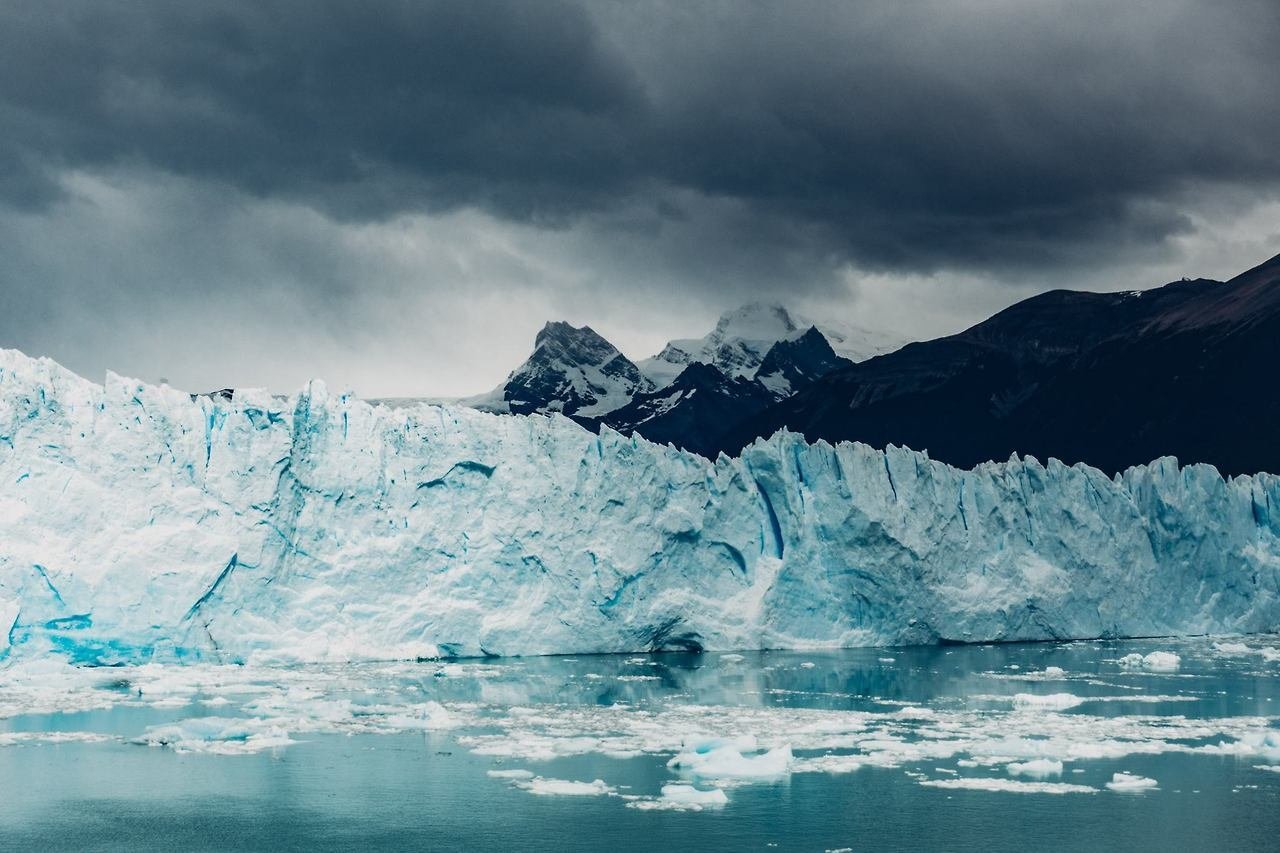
[3,639,1280,852]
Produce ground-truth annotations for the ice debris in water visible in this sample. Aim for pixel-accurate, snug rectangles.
[920,778,1094,794]
[1203,730,1280,762]
[1006,759,1064,778]
[668,735,793,780]
[1119,652,1181,672]
[1012,693,1084,711]
[658,784,729,807]
[137,717,296,755]
[487,769,535,780]
[625,784,730,811]
[517,778,615,796]
[1213,642,1280,662]
[5,347,1280,664]
[0,731,115,747]
[1106,772,1158,791]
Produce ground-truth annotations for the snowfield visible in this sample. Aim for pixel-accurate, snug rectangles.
[1,347,1278,664]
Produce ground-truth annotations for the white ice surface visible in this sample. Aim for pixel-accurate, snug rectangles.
[1119,652,1182,672]
[518,778,614,796]
[1006,758,1065,778]
[658,783,729,806]
[1106,772,1158,791]
[920,777,1095,794]
[2,347,1280,664]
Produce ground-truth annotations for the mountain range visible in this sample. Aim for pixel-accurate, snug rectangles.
[717,253,1280,476]
[459,252,1280,476]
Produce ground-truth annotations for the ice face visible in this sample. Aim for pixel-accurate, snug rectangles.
[2,347,1280,664]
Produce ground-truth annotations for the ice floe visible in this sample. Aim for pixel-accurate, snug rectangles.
[1006,758,1064,778]
[137,717,296,755]
[1012,693,1084,710]
[487,768,535,779]
[517,778,615,796]
[919,777,1094,794]
[1119,652,1181,672]
[668,735,793,781]
[657,784,729,807]
[1105,772,1158,791]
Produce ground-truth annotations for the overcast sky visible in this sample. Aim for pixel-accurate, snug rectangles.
[1,0,1278,396]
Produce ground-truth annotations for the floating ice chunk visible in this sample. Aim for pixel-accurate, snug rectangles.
[1253,765,1280,773]
[604,749,644,759]
[1106,772,1157,791]
[518,777,614,796]
[792,754,864,774]
[0,731,116,747]
[1043,666,1067,678]
[1211,642,1280,662]
[138,717,296,755]
[1141,652,1181,672]
[660,784,729,806]
[719,654,745,664]
[920,777,1094,794]
[800,662,816,669]
[383,700,458,731]
[1012,693,1083,711]
[1120,652,1180,671]
[1221,730,1280,762]
[669,738,793,780]
[487,769,535,780]
[1006,759,1064,778]
[889,706,937,720]
[624,784,729,811]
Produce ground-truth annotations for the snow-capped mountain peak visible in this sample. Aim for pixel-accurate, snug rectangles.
[466,321,653,418]
[754,326,852,398]
[637,302,902,387]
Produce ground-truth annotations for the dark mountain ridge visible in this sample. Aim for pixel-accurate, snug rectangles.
[714,253,1280,476]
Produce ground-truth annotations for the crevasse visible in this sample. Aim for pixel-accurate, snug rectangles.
[0,347,1277,664]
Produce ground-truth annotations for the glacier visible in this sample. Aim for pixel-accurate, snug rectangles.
[0,346,1278,665]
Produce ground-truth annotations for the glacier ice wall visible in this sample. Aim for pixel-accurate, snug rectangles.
[1,348,1278,664]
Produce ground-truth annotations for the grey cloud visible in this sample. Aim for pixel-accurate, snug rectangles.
[1,0,1278,272]
[1,0,1279,396]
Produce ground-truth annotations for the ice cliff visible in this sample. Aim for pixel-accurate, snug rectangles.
[1,348,1278,664]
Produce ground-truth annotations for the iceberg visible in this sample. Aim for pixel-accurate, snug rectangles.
[1119,652,1182,672]
[2,347,1279,664]
[657,784,729,807]
[517,778,614,797]
[1006,758,1064,778]
[668,737,793,780]
[1105,772,1158,791]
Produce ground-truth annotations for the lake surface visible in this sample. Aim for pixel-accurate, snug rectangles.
[3,638,1280,852]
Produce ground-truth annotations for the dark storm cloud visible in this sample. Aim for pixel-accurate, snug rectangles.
[2,0,1278,274]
